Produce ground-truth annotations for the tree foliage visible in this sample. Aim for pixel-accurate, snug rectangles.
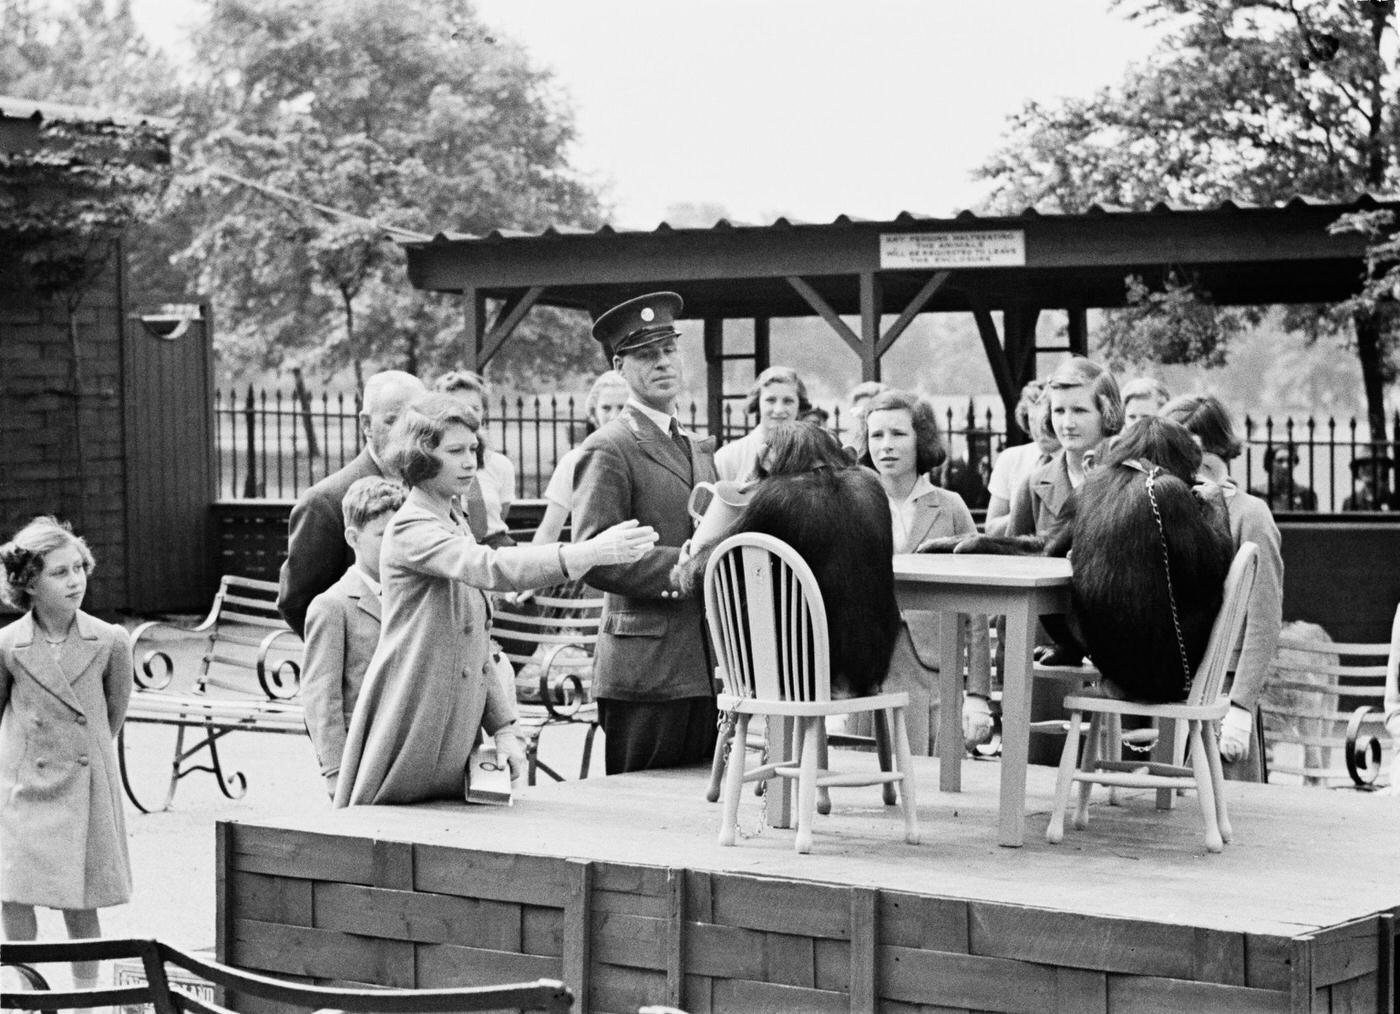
[171,0,605,387]
[977,0,1399,434]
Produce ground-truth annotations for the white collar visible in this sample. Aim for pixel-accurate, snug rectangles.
[891,473,936,506]
[628,397,678,435]
[356,567,382,598]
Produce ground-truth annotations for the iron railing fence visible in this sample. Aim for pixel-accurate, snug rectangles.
[213,386,1400,513]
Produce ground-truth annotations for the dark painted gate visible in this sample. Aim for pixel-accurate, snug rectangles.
[122,300,213,612]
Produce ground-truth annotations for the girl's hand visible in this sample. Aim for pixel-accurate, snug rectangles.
[494,725,528,787]
[566,520,660,571]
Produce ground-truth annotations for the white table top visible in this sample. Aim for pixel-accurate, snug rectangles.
[892,552,1072,588]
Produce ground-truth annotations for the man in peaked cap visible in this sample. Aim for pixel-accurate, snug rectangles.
[570,292,720,774]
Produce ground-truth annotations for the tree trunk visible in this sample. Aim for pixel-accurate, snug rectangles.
[1352,309,1389,444]
[290,364,321,460]
[342,289,363,393]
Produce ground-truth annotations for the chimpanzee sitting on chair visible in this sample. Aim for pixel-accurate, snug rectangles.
[926,419,1234,702]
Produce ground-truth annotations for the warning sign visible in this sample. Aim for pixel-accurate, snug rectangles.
[880,230,1026,269]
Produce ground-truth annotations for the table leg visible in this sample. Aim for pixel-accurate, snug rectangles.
[766,715,794,828]
[998,603,1035,847]
[938,611,963,792]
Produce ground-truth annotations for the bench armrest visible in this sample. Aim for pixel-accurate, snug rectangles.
[128,619,197,691]
[256,627,303,700]
[537,643,591,721]
[1345,705,1388,788]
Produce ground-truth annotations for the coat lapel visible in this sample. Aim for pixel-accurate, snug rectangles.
[905,493,947,552]
[346,569,381,622]
[1034,456,1074,519]
[11,615,85,713]
[626,408,693,486]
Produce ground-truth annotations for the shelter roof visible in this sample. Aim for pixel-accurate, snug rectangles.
[0,93,176,131]
[404,195,1400,318]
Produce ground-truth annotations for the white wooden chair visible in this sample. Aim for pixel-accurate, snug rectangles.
[703,532,919,853]
[1046,543,1259,853]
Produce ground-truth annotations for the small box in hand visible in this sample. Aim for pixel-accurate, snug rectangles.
[466,745,514,805]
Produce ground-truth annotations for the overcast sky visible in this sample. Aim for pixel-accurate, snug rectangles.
[131,0,1164,228]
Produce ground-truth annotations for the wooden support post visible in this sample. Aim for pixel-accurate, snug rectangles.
[877,270,952,358]
[1067,306,1089,356]
[1004,306,1043,392]
[786,275,862,357]
[563,860,593,1013]
[754,317,770,374]
[968,296,1017,428]
[480,286,545,368]
[666,868,686,1008]
[463,287,485,373]
[848,887,878,1014]
[704,318,724,440]
[859,272,882,382]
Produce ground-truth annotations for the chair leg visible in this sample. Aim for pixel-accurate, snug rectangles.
[795,717,820,854]
[887,707,920,845]
[1104,713,1123,807]
[1047,708,1084,844]
[706,712,735,804]
[874,712,896,806]
[816,724,832,816]
[1200,719,1232,845]
[580,720,600,780]
[1073,713,1101,830]
[718,713,751,847]
[1188,722,1224,853]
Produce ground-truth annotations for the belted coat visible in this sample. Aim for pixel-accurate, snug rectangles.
[0,611,132,909]
[571,407,717,701]
[333,488,567,807]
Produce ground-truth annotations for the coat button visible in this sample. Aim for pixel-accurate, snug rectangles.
[78,756,90,766]
[77,714,87,725]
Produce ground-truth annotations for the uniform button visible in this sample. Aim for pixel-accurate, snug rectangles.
[78,756,90,766]
[77,715,87,725]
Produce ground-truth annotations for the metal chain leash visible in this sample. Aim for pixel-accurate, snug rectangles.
[1143,466,1195,698]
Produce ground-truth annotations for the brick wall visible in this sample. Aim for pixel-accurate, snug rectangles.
[1,252,128,615]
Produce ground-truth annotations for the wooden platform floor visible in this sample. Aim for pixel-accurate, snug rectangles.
[240,753,1398,940]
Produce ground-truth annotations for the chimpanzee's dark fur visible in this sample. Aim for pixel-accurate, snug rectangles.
[678,466,902,698]
[1069,465,1234,702]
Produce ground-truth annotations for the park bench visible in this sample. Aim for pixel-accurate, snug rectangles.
[491,580,604,784]
[120,575,305,813]
[0,937,573,1013]
[1259,615,1396,788]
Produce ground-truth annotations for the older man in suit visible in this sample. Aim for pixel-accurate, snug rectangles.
[277,370,425,637]
[572,292,720,774]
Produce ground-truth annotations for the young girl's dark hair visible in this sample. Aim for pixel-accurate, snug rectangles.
[1161,394,1245,462]
[860,389,948,473]
[0,516,94,611]
[385,393,480,488]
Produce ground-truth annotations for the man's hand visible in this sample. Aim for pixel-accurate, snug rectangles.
[1219,705,1253,762]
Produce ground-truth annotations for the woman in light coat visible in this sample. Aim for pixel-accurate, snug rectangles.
[1163,394,1284,780]
[861,390,990,755]
[334,394,656,807]
[1,517,132,993]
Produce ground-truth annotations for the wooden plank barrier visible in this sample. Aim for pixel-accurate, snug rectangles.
[218,818,1399,1014]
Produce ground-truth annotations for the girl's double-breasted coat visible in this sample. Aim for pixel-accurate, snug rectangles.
[333,487,568,807]
[0,611,132,909]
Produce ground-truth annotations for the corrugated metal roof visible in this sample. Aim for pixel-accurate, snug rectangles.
[414,193,1398,246]
[0,93,176,132]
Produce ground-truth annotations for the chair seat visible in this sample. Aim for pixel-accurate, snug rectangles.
[1063,693,1232,721]
[718,690,910,717]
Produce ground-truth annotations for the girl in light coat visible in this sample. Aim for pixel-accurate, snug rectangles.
[1,516,132,993]
[334,394,657,807]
